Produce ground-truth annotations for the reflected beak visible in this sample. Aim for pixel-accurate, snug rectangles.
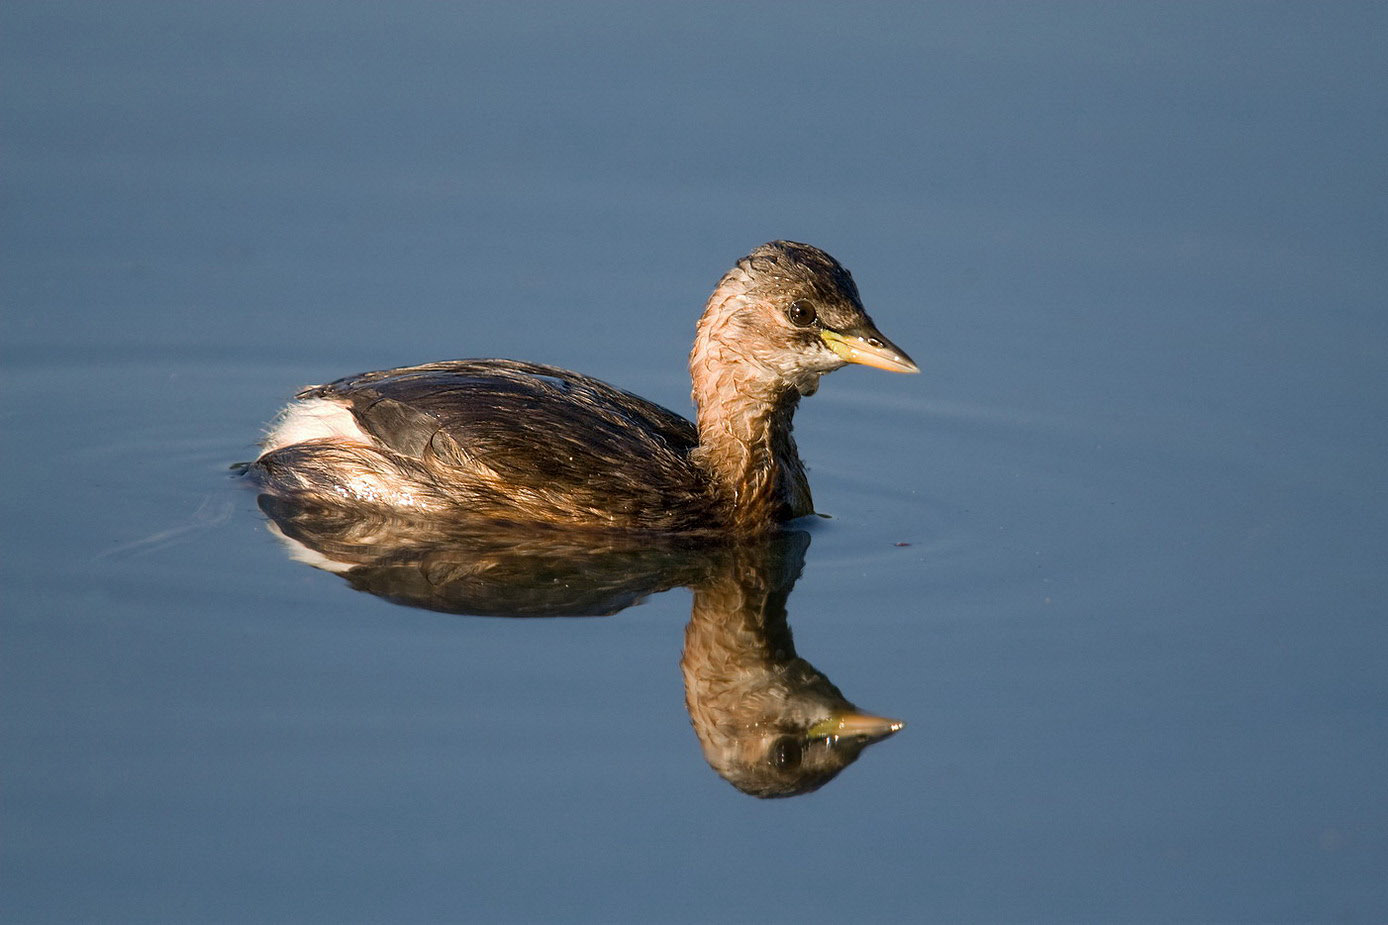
[807,710,906,741]
[821,327,919,374]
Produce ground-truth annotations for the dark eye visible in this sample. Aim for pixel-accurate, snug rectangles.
[770,737,803,770]
[786,300,817,327]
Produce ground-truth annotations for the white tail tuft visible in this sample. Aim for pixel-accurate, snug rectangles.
[259,397,370,456]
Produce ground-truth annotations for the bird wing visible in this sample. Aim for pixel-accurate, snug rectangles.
[300,360,709,527]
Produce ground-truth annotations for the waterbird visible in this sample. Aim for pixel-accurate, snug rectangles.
[251,241,917,534]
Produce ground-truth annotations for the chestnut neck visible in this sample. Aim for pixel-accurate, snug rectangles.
[688,326,813,532]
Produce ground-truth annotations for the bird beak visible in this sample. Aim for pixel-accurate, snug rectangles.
[820,327,919,374]
[807,710,906,741]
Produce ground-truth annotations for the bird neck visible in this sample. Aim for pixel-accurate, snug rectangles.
[689,339,814,530]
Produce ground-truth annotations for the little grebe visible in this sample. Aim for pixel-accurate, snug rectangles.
[251,241,917,533]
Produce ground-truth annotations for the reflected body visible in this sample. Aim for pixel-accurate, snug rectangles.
[250,242,916,534]
[258,494,715,617]
[258,496,904,796]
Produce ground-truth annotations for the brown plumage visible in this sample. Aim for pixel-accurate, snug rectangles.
[250,241,917,535]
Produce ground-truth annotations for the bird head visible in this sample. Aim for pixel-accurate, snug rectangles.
[696,241,918,397]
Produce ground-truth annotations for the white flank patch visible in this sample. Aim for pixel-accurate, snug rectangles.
[263,520,356,574]
[259,397,370,456]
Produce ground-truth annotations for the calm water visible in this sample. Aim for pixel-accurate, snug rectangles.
[4,3,1387,922]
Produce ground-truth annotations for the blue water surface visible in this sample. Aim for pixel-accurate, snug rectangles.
[3,3,1386,922]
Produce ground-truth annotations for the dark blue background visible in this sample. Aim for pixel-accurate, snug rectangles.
[3,3,1385,921]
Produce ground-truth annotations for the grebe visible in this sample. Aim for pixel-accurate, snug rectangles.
[251,241,917,534]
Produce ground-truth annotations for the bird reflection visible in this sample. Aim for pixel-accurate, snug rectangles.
[257,495,904,796]
[682,532,903,797]
[258,494,714,617]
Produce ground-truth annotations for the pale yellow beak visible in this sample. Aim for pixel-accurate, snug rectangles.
[807,710,906,740]
[821,328,919,374]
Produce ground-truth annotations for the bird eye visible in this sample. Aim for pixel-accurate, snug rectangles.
[771,737,803,770]
[786,300,817,327]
